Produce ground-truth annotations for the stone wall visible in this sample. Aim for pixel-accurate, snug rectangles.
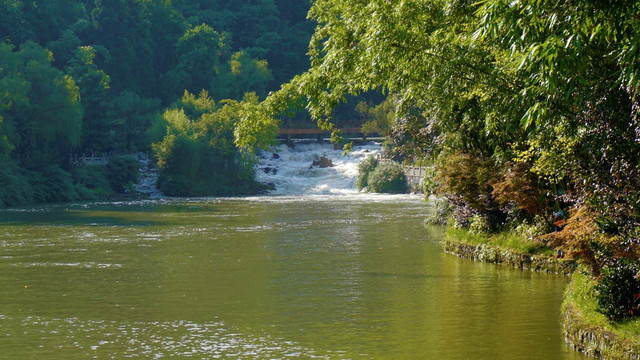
[443,240,576,275]
[563,302,640,360]
[403,166,425,193]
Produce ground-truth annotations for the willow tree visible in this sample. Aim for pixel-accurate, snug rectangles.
[236,0,528,157]
[236,0,640,275]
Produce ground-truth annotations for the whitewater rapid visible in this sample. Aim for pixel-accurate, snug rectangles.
[255,142,382,196]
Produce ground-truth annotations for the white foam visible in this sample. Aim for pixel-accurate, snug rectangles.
[255,142,382,196]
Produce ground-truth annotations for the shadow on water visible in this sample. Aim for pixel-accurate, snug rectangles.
[0,199,230,227]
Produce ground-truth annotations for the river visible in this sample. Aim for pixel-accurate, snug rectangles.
[0,143,587,359]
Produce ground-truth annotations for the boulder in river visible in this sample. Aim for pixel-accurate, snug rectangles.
[312,156,333,168]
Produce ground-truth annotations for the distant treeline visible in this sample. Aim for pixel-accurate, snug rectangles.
[0,0,313,205]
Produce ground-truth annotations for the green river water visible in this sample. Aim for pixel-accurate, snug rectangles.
[0,195,587,359]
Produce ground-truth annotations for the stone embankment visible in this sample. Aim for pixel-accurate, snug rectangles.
[442,240,576,275]
[563,298,640,359]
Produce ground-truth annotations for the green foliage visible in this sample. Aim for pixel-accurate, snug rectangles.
[366,160,408,194]
[595,259,640,322]
[435,151,497,213]
[71,165,112,199]
[1,0,315,207]
[424,198,453,226]
[153,91,263,197]
[0,41,82,169]
[29,166,79,204]
[355,155,378,191]
[564,269,640,350]
[105,155,139,194]
[356,156,407,194]
[356,96,396,136]
[0,157,34,207]
[469,214,490,235]
[510,215,552,240]
[233,93,280,154]
[421,166,437,195]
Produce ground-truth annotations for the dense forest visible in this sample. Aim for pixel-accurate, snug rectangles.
[240,0,640,322]
[0,0,313,204]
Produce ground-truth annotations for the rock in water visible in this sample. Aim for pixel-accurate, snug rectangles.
[312,156,334,168]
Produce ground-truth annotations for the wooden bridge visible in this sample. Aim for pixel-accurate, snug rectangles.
[279,127,369,143]
[278,127,362,136]
[277,118,373,142]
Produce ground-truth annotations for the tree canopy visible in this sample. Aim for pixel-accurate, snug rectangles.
[238,0,640,305]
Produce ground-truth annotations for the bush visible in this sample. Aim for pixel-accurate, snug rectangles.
[0,158,34,207]
[544,206,623,276]
[491,161,547,218]
[435,151,497,212]
[71,165,113,199]
[595,259,640,321]
[451,204,477,229]
[366,160,408,194]
[356,155,379,191]
[105,155,139,193]
[424,198,453,225]
[31,166,79,203]
[511,214,552,240]
[469,214,490,234]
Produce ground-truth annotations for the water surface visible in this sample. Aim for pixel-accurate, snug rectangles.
[0,196,586,359]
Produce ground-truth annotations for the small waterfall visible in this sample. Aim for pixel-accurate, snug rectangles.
[135,152,162,198]
[256,142,382,196]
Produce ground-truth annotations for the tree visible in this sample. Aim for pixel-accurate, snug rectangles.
[153,91,265,196]
[1,41,82,169]
[66,45,112,152]
[236,0,640,274]
[161,24,230,101]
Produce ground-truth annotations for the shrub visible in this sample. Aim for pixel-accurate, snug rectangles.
[491,161,547,218]
[435,150,498,214]
[424,198,453,225]
[72,165,111,193]
[469,214,490,234]
[366,160,408,194]
[71,165,113,199]
[0,158,34,207]
[511,214,553,240]
[595,259,640,321]
[28,166,79,204]
[451,204,477,229]
[105,155,139,193]
[544,206,624,276]
[356,155,379,191]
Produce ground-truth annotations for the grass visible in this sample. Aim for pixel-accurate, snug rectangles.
[444,226,555,256]
[564,269,640,342]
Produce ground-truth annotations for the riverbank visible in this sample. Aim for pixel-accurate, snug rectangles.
[563,271,640,360]
[442,227,576,275]
[443,227,640,360]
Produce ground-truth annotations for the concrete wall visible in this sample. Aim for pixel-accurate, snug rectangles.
[403,166,425,193]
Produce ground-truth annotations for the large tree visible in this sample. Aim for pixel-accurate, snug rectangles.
[236,0,640,273]
[0,41,82,169]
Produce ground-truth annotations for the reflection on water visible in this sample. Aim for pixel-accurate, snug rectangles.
[0,197,587,359]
